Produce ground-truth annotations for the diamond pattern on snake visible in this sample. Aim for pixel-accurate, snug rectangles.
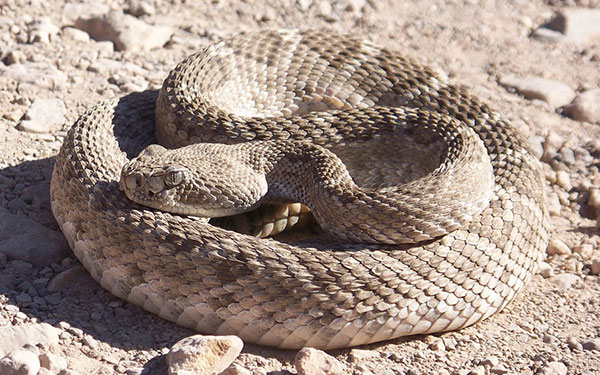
[51,30,549,349]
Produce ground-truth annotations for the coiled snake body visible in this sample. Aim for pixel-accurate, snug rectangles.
[50,30,549,349]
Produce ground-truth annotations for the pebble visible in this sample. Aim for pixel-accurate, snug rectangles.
[538,261,554,278]
[582,339,600,351]
[563,89,600,124]
[0,212,70,266]
[0,323,60,354]
[555,171,572,191]
[62,27,91,42]
[27,17,61,44]
[0,63,68,91]
[0,350,40,375]
[539,361,567,375]
[534,8,600,44]
[39,352,68,373]
[220,363,252,375]
[590,259,600,275]
[3,50,26,65]
[295,348,346,375]
[572,244,593,259]
[481,355,499,367]
[498,74,576,109]
[126,0,156,16]
[546,238,571,256]
[18,98,67,133]
[528,135,545,159]
[588,188,600,220]
[551,273,580,289]
[75,10,172,52]
[166,335,243,375]
[349,349,378,362]
[47,266,85,292]
[567,337,583,351]
[542,132,564,164]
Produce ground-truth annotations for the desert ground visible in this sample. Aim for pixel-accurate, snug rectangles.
[1,0,599,374]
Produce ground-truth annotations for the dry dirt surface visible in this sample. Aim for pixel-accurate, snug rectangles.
[1,0,600,374]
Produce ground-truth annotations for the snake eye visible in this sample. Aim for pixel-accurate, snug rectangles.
[164,167,185,187]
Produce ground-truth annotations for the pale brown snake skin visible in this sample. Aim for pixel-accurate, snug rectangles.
[50,30,549,349]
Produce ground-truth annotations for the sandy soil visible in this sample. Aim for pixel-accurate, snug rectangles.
[1,0,599,374]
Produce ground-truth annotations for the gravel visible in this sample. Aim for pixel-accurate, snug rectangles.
[0,0,599,374]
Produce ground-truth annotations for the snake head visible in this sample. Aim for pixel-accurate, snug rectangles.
[119,143,269,217]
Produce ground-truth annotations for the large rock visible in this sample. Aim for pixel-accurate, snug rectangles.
[167,335,243,375]
[75,10,172,52]
[0,323,60,356]
[18,98,66,133]
[0,350,40,375]
[499,74,575,109]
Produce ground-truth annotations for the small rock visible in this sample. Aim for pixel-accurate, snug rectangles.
[536,8,600,44]
[0,212,70,266]
[563,89,600,123]
[28,17,61,43]
[75,10,172,52]
[0,323,60,354]
[295,348,345,375]
[499,74,576,109]
[538,262,554,278]
[0,350,40,375]
[220,364,252,375]
[166,335,243,375]
[3,50,26,65]
[555,171,572,191]
[490,365,509,375]
[573,244,593,259]
[590,259,600,275]
[0,63,68,91]
[551,273,580,289]
[547,238,571,256]
[349,349,378,362]
[528,135,545,159]
[18,98,67,133]
[48,266,85,292]
[39,352,68,373]
[297,0,312,11]
[539,361,567,375]
[481,355,499,367]
[582,339,600,351]
[62,27,90,42]
[127,0,155,16]
[470,368,485,375]
[588,188,600,220]
[542,132,564,163]
[567,337,583,351]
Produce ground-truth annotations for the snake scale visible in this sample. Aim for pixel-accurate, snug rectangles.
[50,30,549,349]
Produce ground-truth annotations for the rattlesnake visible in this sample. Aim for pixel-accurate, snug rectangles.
[50,30,549,349]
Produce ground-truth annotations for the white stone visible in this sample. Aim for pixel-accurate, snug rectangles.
[0,350,40,375]
[564,89,600,124]
[295,348,346,375]
[551,273,580,289]
[499,74,576,109]
[0,323,61,356]
[75,10,172,52]
[28,17,60,43]
[546,238,571,256]
[167,335,243,375]
[39,352,68,373]
[18,98,66,133]
[538,8,600,44]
